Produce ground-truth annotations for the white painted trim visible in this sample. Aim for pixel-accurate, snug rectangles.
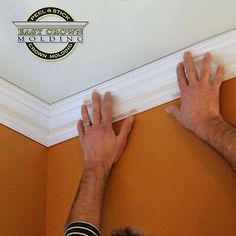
[1,28,236,147]
[0,78,50,146]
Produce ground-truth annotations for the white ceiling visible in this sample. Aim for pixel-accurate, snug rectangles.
[1,0,236,104]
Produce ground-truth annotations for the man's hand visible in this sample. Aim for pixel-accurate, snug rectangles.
[167,51,236,171]
[77,92,134,176]
[166,52,225,138]
[66,92,134,229]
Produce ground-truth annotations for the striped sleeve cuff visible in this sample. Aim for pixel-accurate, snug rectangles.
[64,221,102,236]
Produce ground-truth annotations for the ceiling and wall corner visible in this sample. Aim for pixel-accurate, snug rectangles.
[1,0,236,146]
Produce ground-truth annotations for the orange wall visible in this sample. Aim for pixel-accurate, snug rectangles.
[46,79,236,236]
[1,79,236,236]
[0,125,47,236]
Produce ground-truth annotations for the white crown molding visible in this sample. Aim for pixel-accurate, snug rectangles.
[0,79,50,146]
[1,28,236,147]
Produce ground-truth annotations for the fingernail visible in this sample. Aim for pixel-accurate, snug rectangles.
[219,64,225,69]
[177,62,182,67]
[184,51,190,57]
[128,116,134,122]
[104,92,112,98]
[166,107,171,113]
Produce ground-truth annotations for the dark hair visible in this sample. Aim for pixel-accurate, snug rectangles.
[111,227,142,236]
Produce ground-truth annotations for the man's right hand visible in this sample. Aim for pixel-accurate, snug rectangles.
[166,51,225,139]
[167,51,236,171]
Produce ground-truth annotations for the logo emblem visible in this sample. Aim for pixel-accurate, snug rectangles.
[13,7,89,60]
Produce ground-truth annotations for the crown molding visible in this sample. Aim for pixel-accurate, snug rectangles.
[1,28,236,147]
[0,79,50,146]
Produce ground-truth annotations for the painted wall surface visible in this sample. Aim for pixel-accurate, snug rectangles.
[1,79,236,236]
[0,125,47,236]
[46,79,236,236]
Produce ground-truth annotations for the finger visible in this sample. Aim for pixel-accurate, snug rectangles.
[176,63,188,91]
[183,51,198,84]
[166,105,180,121]
[81,104,91,130]
[77,119,84,140]
[200,52,211,84]
[92,92,101,126]
[102,92,113,126]
[212,64,225,88]
[117,116,135,145]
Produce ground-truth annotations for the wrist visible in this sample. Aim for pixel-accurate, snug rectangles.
[195,115,225,140]
[83,153,114,177]
[83,163,111,180]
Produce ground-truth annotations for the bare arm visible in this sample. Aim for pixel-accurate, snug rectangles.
[66,167,109,228]
[197,116,236,170]
[167,51,236,171]
[66,92,134,229]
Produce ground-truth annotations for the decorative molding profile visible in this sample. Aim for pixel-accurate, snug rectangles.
[1,28,236,147]
[0,79,50,146]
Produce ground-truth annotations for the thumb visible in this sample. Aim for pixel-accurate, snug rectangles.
[166,105,180,120]
[117,116,135,145]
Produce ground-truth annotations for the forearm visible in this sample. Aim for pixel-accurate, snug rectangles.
[65,91,134,234]
[66,166,109,229]
[197,116,236,171]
